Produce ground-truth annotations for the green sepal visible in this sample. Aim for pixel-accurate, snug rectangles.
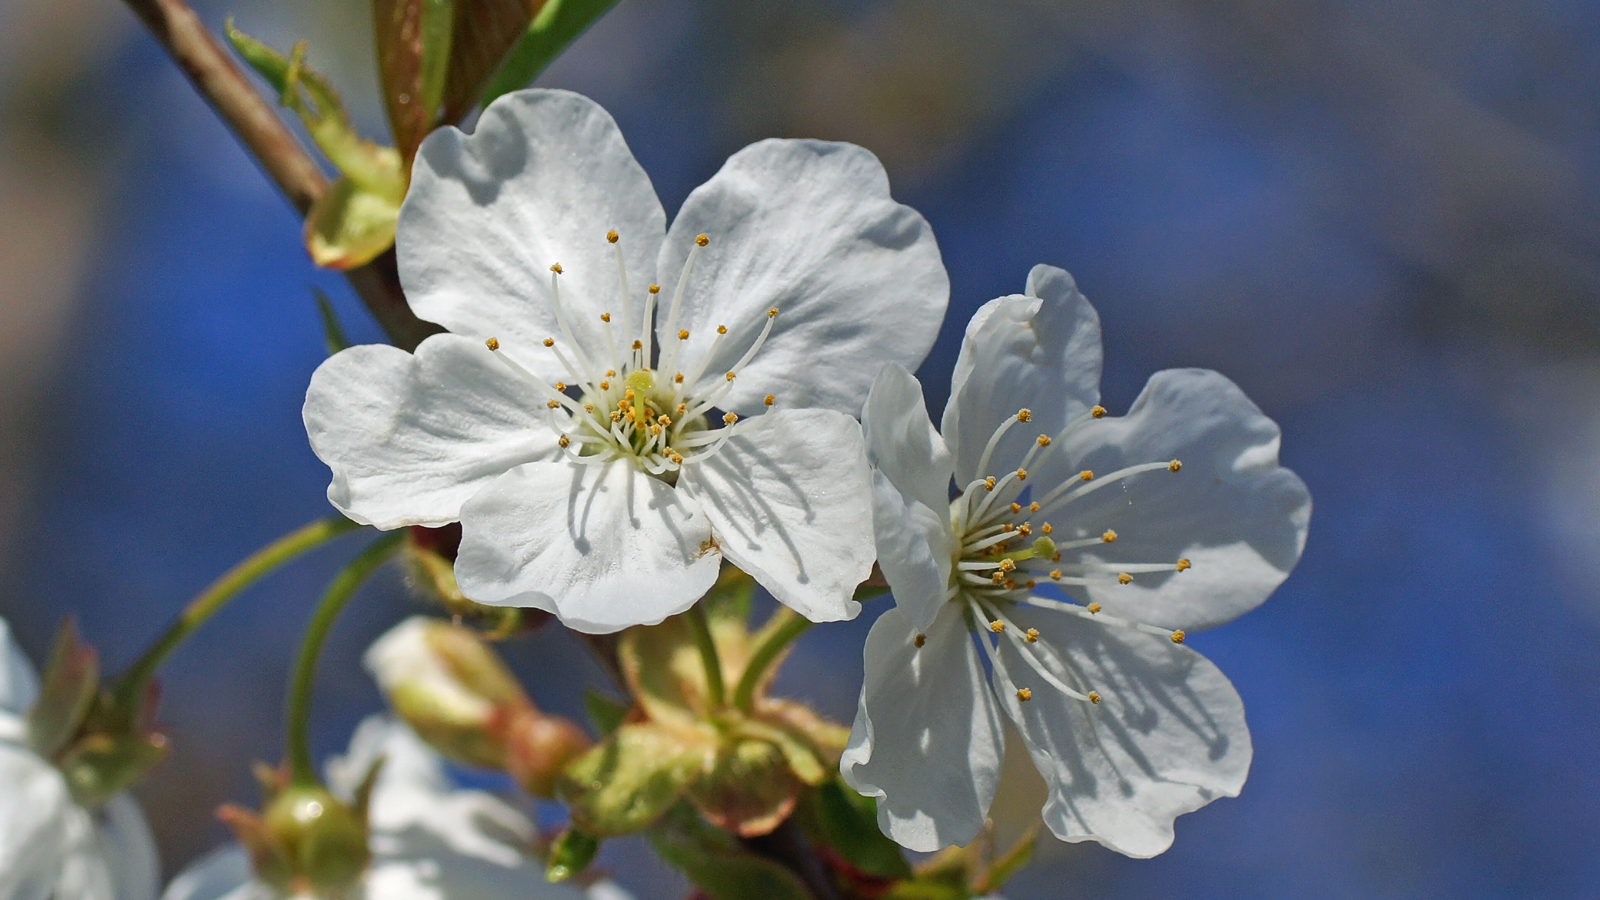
[799,778,912,881]
[545,826,600,882]
[557,722,710,836]
[303,170,405,270]
[223,18,293,94]
[56,730,169,808]
[479,0,621,108]
[26,618,99,759]
[582,687,631,736]
[313,288,350,355]
[648,806,813,900]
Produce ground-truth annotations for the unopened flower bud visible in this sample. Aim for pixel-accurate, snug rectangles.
[504,707,592,798]
[262,785,370,895]
[364,617,519,769]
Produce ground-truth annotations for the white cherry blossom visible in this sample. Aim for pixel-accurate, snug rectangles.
[304,88,949,633]
[0,618,160,900]
[159,715,631,900]
[841,265,1311,858]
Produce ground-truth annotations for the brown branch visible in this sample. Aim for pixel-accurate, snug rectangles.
[120,0,442,351]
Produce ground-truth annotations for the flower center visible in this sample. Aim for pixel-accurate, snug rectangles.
[485,231,780,483]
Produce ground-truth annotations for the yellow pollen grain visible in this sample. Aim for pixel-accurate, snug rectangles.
[1041,523,1053,534]
[1010,502,1022,514]
[1169,459,1183,472]
[583,403,594,412]
[1050,569,1062,580]
[1117,573,1133,585]
[717,325,727,334]
[658,415,671,426]
[678,329,689,340]
[632,339,643,350]
[1017,524,1031,536]
[674,372,684,383]
[600,313,611,323]
[650,424,662,435]
[1016,409,1032,422]
[1030,502,1040,512]
[1004,578,1017,589]
[554,382,566,391]
[998,559,1016,572]
[1037,434,1051,446]
[599,381,610,390]
[989,620,1005,633]
[1087,603,1101,614]
[1025,579,1036,588]
[1102,529,1117,543]
[610,411,621,422]
[546,400,560,409]
[1016,468,1028,481]
[1091,405,1106,418]
[550,263,563,274]
[558,435,570,448]
[1051,551,1061,562]
[607,369,617,377]
[914,633,926,648]
[764,394,775,406]
[984,476,997,491]
[991,572,1005,585]
[767,307,779,318]
[668,451,682,464]
[695,233,710,247]
[485,337,500,351]
[1171,630,1186,644]
[1025,628,1039,643]
[1016,688,1032,702]
[676,403,687,414]
[1002,524,1015,533]
[648,284,660,294]
[1088,691,1101,704]
[1079,470,1094,481]
[1176,559,1192,571]
[723,412,738,425]
[606,230,618,243]
[725,372,736,381]
[543,338,555,347]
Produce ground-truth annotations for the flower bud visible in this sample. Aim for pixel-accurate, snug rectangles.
[260,784,370,895]
[503,707,592,798]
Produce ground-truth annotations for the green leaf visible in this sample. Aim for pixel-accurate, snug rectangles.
[26,618,99,759]
[223,18,292,95]
[582,687,630,735]
[545,826,600,882]
[804,778,913,880]
[374,0,457,162]
[557,723,710,835]
[312,288,350,355]
[649,808,813,900]
[479,0,621,109]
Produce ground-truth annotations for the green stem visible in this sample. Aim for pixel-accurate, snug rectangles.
[285,531,403,784]
[685,604,725,708]
[110,516,363,716]
[733,607,812,712]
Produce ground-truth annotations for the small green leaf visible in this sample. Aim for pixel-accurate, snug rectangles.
[557,723,709,836]
[545,826,600,882]
[224,19,292,95]
[805,778,913,880]
[582,687,630,735]
[479,0,621,109]
[649,808,813,900]
[312,288,350,355]
[26,618,98,759]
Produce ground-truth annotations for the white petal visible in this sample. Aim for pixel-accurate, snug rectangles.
[94,795,159,900]
[0,616,39,719]
[659,140,948,416]
[678,409,875,622]
[862,363,952,516]
[455,460,721,633]
[871,470,953,633]
[942,266,1103,487]
[158,845,253,900]
[325,715,448,804]
[0,744,71,900]
[399,89,666,381]
[988,605,1251,858]
[841,604,1003,852]
[1050,368,1311,631]
[304,335,559,529]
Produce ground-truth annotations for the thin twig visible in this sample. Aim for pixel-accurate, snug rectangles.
[119,0,442,351]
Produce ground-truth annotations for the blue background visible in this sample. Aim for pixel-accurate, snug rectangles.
[1,0,1598,897]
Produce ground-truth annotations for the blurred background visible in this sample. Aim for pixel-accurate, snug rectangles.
[2,0,1598,896]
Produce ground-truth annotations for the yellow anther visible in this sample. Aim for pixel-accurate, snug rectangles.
[1050,569,1062,580]
[648,284,660,294]
[1002,524,1015,533]
[678,329,689,340]
[606,369,617,377]
[610,410,621,422]
[991,572,1005,585]
[695,234,710,247]
[717,325,727,334]
[989,620,1005,633]
[1051,551,1060,562]
[1018,524,1033,537]
[674,372,684,383]
[550,263,563,274]
[558,435,570,448]
[764,394,775,406]
[1091,405,1106,418]
[1029,502,1040,512]
[1037,434,1051,446]
[543,338,555,347]
[546,399,560,409]
[583,403,594,412]
[599,381,610,390]
[1169,459,1183,472]
[1087,603,1101,614]
[554,382,567,391]
[1176,558,1192,572]
[1010,502,1022,514]
[1117,573,1133,585]
[998,559,1016,572]
[1017,409,1032,422]
[600,312,611,322]
[767,307,779,318]
[1170,630,1186,644]
[1102,530,1117,543]
[485,337,500,351]
[650,424,662,435]
[1016,468,1028,481]
[1024,628,1039,643]
[658,415,671,426]
[1004,578,1017,589]
[1088,691,1101,704]
[914,633,926,648]
[723,412,738,425]
[632,340,643,351]
[667,451,682,464]
[1041,523,1053,534]
[1079,470,1093,481]
[676,403,687,414]
[725,372,736,381]
[1016,688,1032,702]
[983,476,996,491]
[1025,579,1036,588]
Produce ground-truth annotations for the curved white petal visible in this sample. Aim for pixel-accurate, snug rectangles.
[0,616,39,718]
[659,140,948,416]
[942,266,1103,488]
[158,845,255,900]
[841,604,1003,852]
[988,604,1251,858]
[871,470,952,633]
[94,795,159,900]
[325,715,449,805]
[455,460,721,633]
[863,363,952,516]
[400,88,666,380]
[678,409,875,623]
[0,744,72,900]
[1048,368,1311,631]
[304,336,559,529]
